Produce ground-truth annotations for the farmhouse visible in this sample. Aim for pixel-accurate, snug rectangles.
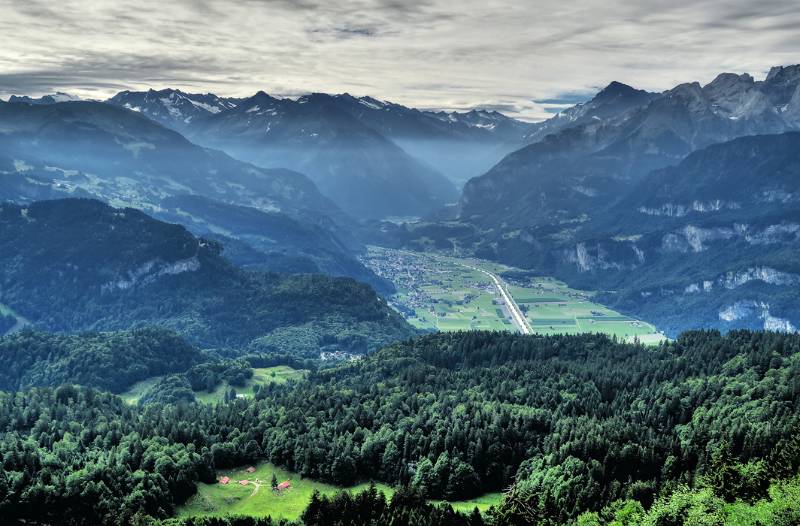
[246,467,256,473]
[219,476,230,485]
[276,481,292,491]
[239,480,249,486]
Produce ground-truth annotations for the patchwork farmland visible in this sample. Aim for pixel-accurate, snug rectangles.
[363,247,664,344]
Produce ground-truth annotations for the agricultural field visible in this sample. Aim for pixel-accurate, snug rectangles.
[362,248,513,331]
[177,461,501,520]
[506,282,661,341]
[363,247,664,344]
[119,366,307,405]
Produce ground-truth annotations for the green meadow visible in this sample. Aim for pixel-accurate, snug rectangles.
[194,366,307,404]
[177,461,501,520]
[120,366,307,405]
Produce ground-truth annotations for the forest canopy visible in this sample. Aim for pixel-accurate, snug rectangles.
[1,330,798,525]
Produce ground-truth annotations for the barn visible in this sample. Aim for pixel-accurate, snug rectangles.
[276,481,291,491]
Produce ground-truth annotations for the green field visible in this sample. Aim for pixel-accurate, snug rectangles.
[431,492,504,514]
[363,248,513,331]
[363,247,665,344]
[194,366,307,404]
[119,376,162,405]
[178,461,501,520]
[120,366,308,405]
[509,282,662,341]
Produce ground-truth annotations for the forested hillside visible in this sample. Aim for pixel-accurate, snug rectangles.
[0,328,201,393]
[1,330,797,525]
[0,199,415,356]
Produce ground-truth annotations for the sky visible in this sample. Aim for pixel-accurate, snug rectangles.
[1,0,799,121]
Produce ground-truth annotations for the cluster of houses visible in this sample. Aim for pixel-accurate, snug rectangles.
[217,467,292,492]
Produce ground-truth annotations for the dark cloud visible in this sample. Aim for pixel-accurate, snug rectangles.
[0,0,798,120]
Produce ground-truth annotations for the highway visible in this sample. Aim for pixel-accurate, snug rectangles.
[461,264,532,335]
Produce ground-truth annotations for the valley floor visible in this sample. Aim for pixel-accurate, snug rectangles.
[363,247,665,343]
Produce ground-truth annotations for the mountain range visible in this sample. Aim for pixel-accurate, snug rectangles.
[383,65,800,335]
[0,98,398,288]
[5,64,800,336]
[106,88,536,217]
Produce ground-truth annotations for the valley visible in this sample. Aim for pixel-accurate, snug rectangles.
[363,247,664,343]
[1,15,800,523]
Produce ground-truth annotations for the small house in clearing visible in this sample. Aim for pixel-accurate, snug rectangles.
[239,480,249,486]
[219,477,230,485]
[276,481,292,491]
[246,467,256,473]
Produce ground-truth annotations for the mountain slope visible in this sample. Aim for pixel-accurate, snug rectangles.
[0,198,415,356]
[108,88,536,191]
[0,99,389,284]
[328,94,535,185]
[583,132,800,335]
[155,194,393,293]
[459,66,800,231]
[107,88,241,133]
[0,100,340,220]
[466,133,800,336]
[0,327,202,393]
[184,92,458,219]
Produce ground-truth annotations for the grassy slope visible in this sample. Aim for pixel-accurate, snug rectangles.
[194,366,307,404]
[178,461,501,520]
[120,366,307,405]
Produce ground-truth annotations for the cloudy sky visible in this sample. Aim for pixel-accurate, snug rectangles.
[1,0,798,120]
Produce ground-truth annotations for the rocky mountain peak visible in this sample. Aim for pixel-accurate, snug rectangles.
[766,64,800,83]
[763,64,800,105]
[594,81,640,101]
[705,72,755,92]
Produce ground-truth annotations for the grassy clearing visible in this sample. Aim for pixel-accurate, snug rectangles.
[118,376,161,405]
[177,463,393,520]
[177,462,502,520]
[194,366,308,404]
[431,492,504,514]
[120,366,308,406]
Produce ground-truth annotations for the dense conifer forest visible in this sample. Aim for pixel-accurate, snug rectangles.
[1,330,798,525]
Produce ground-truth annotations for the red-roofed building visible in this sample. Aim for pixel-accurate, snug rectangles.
[239,480,249,486]
[246,467,256,473]
[219,477,230,485]
[276,481,291,491]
